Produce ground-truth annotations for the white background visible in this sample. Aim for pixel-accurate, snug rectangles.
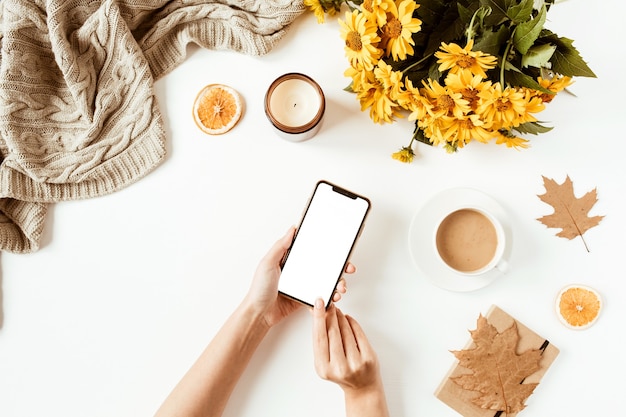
[1,2,624,416]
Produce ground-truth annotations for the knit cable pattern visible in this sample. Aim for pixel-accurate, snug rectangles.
[0,0,305,253]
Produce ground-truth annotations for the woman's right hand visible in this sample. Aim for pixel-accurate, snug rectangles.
[312,300,390,417]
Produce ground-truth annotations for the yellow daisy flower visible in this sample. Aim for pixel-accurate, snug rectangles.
[536,75,573,103]
[432,117,464,148]
[444,114,495,145]
[371,85,403,124]
[539,75,573,93]
[435,39,497,78]
[361,0,395,27]
[374,60,404,101]
[339,10,383,71]
[304,0,327,24]
[477,83,527,128]
[520,89,545,123]
[444,71,492,112]
[421,78,470,119]
[347,67,378,107]
[418,113,457,147]
[351,67,402,124]
[396,78,431,121]
[391,146,415,163]
[344,65,370,93]
[380,0,422,61]
[494,130,530,149]
[370,89,402,124]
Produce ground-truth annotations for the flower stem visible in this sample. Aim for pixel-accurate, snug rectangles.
[407,125,420,147]
[466,6,491,42]
[402,53,433,74]
[466,10,478,42]
[500,27,517,88]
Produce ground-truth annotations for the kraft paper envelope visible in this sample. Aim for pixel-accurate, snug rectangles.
[435,305,559,417]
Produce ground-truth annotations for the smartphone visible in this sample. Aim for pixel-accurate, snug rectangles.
[278,180,371,308]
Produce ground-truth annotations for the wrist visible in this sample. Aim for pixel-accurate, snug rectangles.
[343,380,383,399]
[343,380,390,417]
[237,298,273,333]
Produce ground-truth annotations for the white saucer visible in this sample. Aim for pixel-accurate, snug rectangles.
[408,188,512,292]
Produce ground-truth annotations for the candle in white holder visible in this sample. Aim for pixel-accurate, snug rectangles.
[265,73,325,142]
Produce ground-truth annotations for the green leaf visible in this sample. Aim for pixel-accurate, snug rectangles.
[479,0,509,26]
[457,2,474,23]
[514,121,554,135]
[507,0,534,23]
[522,43,556,68]
[428,61,444,82]
[503,65,552,93]
[414,125,433,146]
[423,4,467,56]
[474,25,510,56]
[551,48,596,77]
[416,0,453,28]
[538,31,597,77]
[513,4,546,54]
[405,69,431,87]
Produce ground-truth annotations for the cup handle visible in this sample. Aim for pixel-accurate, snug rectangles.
[496,258,509,274]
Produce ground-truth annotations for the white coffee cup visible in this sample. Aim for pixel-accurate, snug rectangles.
[434,206,508,276]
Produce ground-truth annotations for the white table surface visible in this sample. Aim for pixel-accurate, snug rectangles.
[1,3,624,416]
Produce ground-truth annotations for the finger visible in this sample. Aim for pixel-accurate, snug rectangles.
[336,279,347,294]
[332,280,347,302]
[333,264,355,302]
[326,304,346,362]
[345,315,375,357]
[336,308,360,359]
[261,226,296,267]
[312,298,330,367]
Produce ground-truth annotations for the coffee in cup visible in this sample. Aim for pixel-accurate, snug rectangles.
[434,207,507,275]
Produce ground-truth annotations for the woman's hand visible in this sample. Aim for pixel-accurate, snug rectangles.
[312,301,381,391]
[244,227,355,329]
[312,300,390,417]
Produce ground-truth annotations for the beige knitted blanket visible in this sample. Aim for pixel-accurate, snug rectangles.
[0,0,305,253]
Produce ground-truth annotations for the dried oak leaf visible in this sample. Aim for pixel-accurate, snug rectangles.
[537,175,604,251]
[451,315,543,415]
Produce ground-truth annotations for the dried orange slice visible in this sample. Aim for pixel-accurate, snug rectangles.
[556,284,602,330]
[192,84,243,135]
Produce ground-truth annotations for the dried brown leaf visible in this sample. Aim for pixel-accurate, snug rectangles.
[537,175,604,251]
[450,315,543,415]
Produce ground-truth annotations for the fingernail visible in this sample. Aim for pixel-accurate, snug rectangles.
[314,298,324,310]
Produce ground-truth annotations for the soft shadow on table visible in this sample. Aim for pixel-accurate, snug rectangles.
[317,96,359,136]
[39,202,55,249]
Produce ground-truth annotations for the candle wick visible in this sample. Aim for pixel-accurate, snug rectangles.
[293,103,297,107]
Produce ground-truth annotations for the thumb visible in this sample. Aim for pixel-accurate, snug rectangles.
[262,226,295,267]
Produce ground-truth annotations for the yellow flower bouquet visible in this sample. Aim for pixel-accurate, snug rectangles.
[305,0,595,161]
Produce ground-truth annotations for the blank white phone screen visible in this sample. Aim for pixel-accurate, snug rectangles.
[278,182,370,307]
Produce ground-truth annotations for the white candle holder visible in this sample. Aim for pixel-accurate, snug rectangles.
[264,73,325,142]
